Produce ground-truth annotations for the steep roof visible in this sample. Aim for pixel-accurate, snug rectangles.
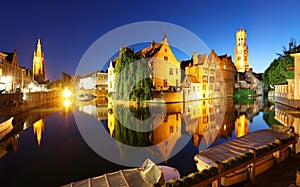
[186,75,200,83]
[197,54,207,65]
[0,51,14,62]
[140,42,163,58]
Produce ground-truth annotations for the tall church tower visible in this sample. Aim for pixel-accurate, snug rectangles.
[234,28,249,73]
[33,38,46,83]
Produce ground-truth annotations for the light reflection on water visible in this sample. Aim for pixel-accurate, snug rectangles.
[0,96,286,186]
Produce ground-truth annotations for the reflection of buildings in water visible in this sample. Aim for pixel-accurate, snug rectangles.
[151,111,181,162]
[235,114,249,137]
[183,99,229,148]
[78,104,108,121]
[108,111,115,136]
[274,103,300,153]
[218,99,235,139]
[0,107,60,158]
[234,96,263,122]
[33,119,44,145]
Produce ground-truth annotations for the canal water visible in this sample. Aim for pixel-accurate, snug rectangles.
[0,97,286,187]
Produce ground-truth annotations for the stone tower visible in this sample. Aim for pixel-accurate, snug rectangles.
[234,28,249,73]
[33,38,46,83]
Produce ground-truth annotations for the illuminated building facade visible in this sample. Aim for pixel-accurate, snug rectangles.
[33,38,46,83]
[234,28,249,73]
[144,32,181,91]
[211,50,236,96]
[0,50,32,92]
[275,52,300,108]
[183,50,225,100]
[107,31,181,94]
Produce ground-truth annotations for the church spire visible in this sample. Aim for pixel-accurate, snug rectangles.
[33,37,46,83]
[163,26,167,43]
[36,38,43,57]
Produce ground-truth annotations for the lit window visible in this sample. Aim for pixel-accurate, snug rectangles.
[163,79,168,87]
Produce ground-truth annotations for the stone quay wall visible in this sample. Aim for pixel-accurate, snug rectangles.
[275,96,300,109]
[0,91,62,116]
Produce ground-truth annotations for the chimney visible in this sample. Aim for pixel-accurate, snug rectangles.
[151,40,155,48]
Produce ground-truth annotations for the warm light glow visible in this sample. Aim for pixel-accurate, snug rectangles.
[63,88,72,98]
[33,119,44,146]
[63,99,72,108]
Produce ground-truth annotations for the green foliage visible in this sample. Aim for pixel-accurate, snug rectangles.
[220,152,254,172]
[263,38,299,89]
[233,88,254,98]
[61,72,72,88]
[113,105,152,147]
[262,108,282,127]
[114,47,153,101]
[46,72,72,90]
[163,167,218,187]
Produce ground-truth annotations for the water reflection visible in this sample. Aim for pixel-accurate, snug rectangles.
[73,96,265,154]
[274,103,300,153]
[0,105,62,158]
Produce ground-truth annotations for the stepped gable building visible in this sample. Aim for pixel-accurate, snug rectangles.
[33,38,46,84]
[181,50,236,97]
[234,28,249,73]
[140,31,181,91]
[108,31,181,92]
[0,49,32,92]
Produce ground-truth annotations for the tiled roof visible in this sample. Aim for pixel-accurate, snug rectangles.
[186,75,200,83]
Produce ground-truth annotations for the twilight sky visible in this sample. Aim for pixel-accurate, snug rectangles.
[1,0,299,80]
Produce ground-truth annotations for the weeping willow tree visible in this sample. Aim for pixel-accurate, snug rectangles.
[114,47,153,101]
[113,105,152,147]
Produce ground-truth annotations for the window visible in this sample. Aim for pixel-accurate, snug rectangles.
[163,79,168,87]
[176,79,178,87]
[176,68,178,75]
[164,116,168,122]
[110,81,112,88]
[202,84,206,90]
[170,126,174,133]
[169,68,173,75]
[209,77,215,82]
[164,56,168,61]
[202,76,208,83]
[203,116,208,123]
[165,48,167,52]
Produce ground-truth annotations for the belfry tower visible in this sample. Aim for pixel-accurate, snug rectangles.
[33,38,46,83]
[234,28,249,73]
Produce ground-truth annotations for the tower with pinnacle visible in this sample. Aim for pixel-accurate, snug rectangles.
[234,28,249,73]
[33,38,46,83]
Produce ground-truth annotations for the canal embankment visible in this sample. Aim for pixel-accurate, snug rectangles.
[0,91,63,116]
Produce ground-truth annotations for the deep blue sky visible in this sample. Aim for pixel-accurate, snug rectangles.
[1,0,300,80]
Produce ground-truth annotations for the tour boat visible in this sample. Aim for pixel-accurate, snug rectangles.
[76,93,96,101]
